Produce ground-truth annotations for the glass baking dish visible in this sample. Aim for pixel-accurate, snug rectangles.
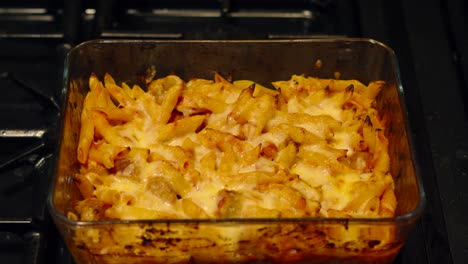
[48,39,425,264]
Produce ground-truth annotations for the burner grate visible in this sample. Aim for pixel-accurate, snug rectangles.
[0,36,68,263]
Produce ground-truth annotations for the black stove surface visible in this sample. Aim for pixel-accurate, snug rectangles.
[0,0,466,263]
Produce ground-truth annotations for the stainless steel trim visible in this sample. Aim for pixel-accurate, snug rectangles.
[229,10,313,19]
[0,8,47,14]
[127,8,314,19]
[0,33,63,39]
[0,129,46,138]
[0,15,54,22]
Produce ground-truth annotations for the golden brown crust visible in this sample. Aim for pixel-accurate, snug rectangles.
[70,73,398,263]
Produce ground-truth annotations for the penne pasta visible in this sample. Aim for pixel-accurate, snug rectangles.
[74,72,395,223]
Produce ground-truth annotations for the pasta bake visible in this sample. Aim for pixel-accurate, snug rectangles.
[71,72,396,222]
[50,39,424,264]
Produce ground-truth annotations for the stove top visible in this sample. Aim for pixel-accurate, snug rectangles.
[0,0,466,263]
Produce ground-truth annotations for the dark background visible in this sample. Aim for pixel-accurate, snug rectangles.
[0,0,466,263]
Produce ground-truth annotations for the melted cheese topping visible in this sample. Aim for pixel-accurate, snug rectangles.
[75,73,395,222]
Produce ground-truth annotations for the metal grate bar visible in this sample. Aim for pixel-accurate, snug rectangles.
[0,72,60,111]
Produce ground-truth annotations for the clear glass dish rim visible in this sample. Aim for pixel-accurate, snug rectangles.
[47,38,427,228]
